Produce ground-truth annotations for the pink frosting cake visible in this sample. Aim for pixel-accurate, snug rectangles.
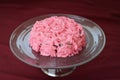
[29,16,86,57]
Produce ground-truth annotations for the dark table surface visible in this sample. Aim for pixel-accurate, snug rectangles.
[0,0,120,80]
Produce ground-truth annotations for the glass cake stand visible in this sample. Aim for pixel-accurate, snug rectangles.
[9,14,106,77]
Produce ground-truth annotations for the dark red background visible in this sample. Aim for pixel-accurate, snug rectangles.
[0,0,120,80]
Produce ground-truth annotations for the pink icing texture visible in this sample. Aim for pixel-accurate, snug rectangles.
[29,16,86,57]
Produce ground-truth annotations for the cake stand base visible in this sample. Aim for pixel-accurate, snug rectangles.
[41,67,76,77]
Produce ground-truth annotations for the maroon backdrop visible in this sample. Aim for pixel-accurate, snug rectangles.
[0,0,120,80]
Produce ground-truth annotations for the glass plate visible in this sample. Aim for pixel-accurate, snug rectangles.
[9,14,106,69]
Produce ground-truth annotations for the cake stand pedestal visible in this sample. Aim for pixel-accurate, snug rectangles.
[41,67,76,77]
